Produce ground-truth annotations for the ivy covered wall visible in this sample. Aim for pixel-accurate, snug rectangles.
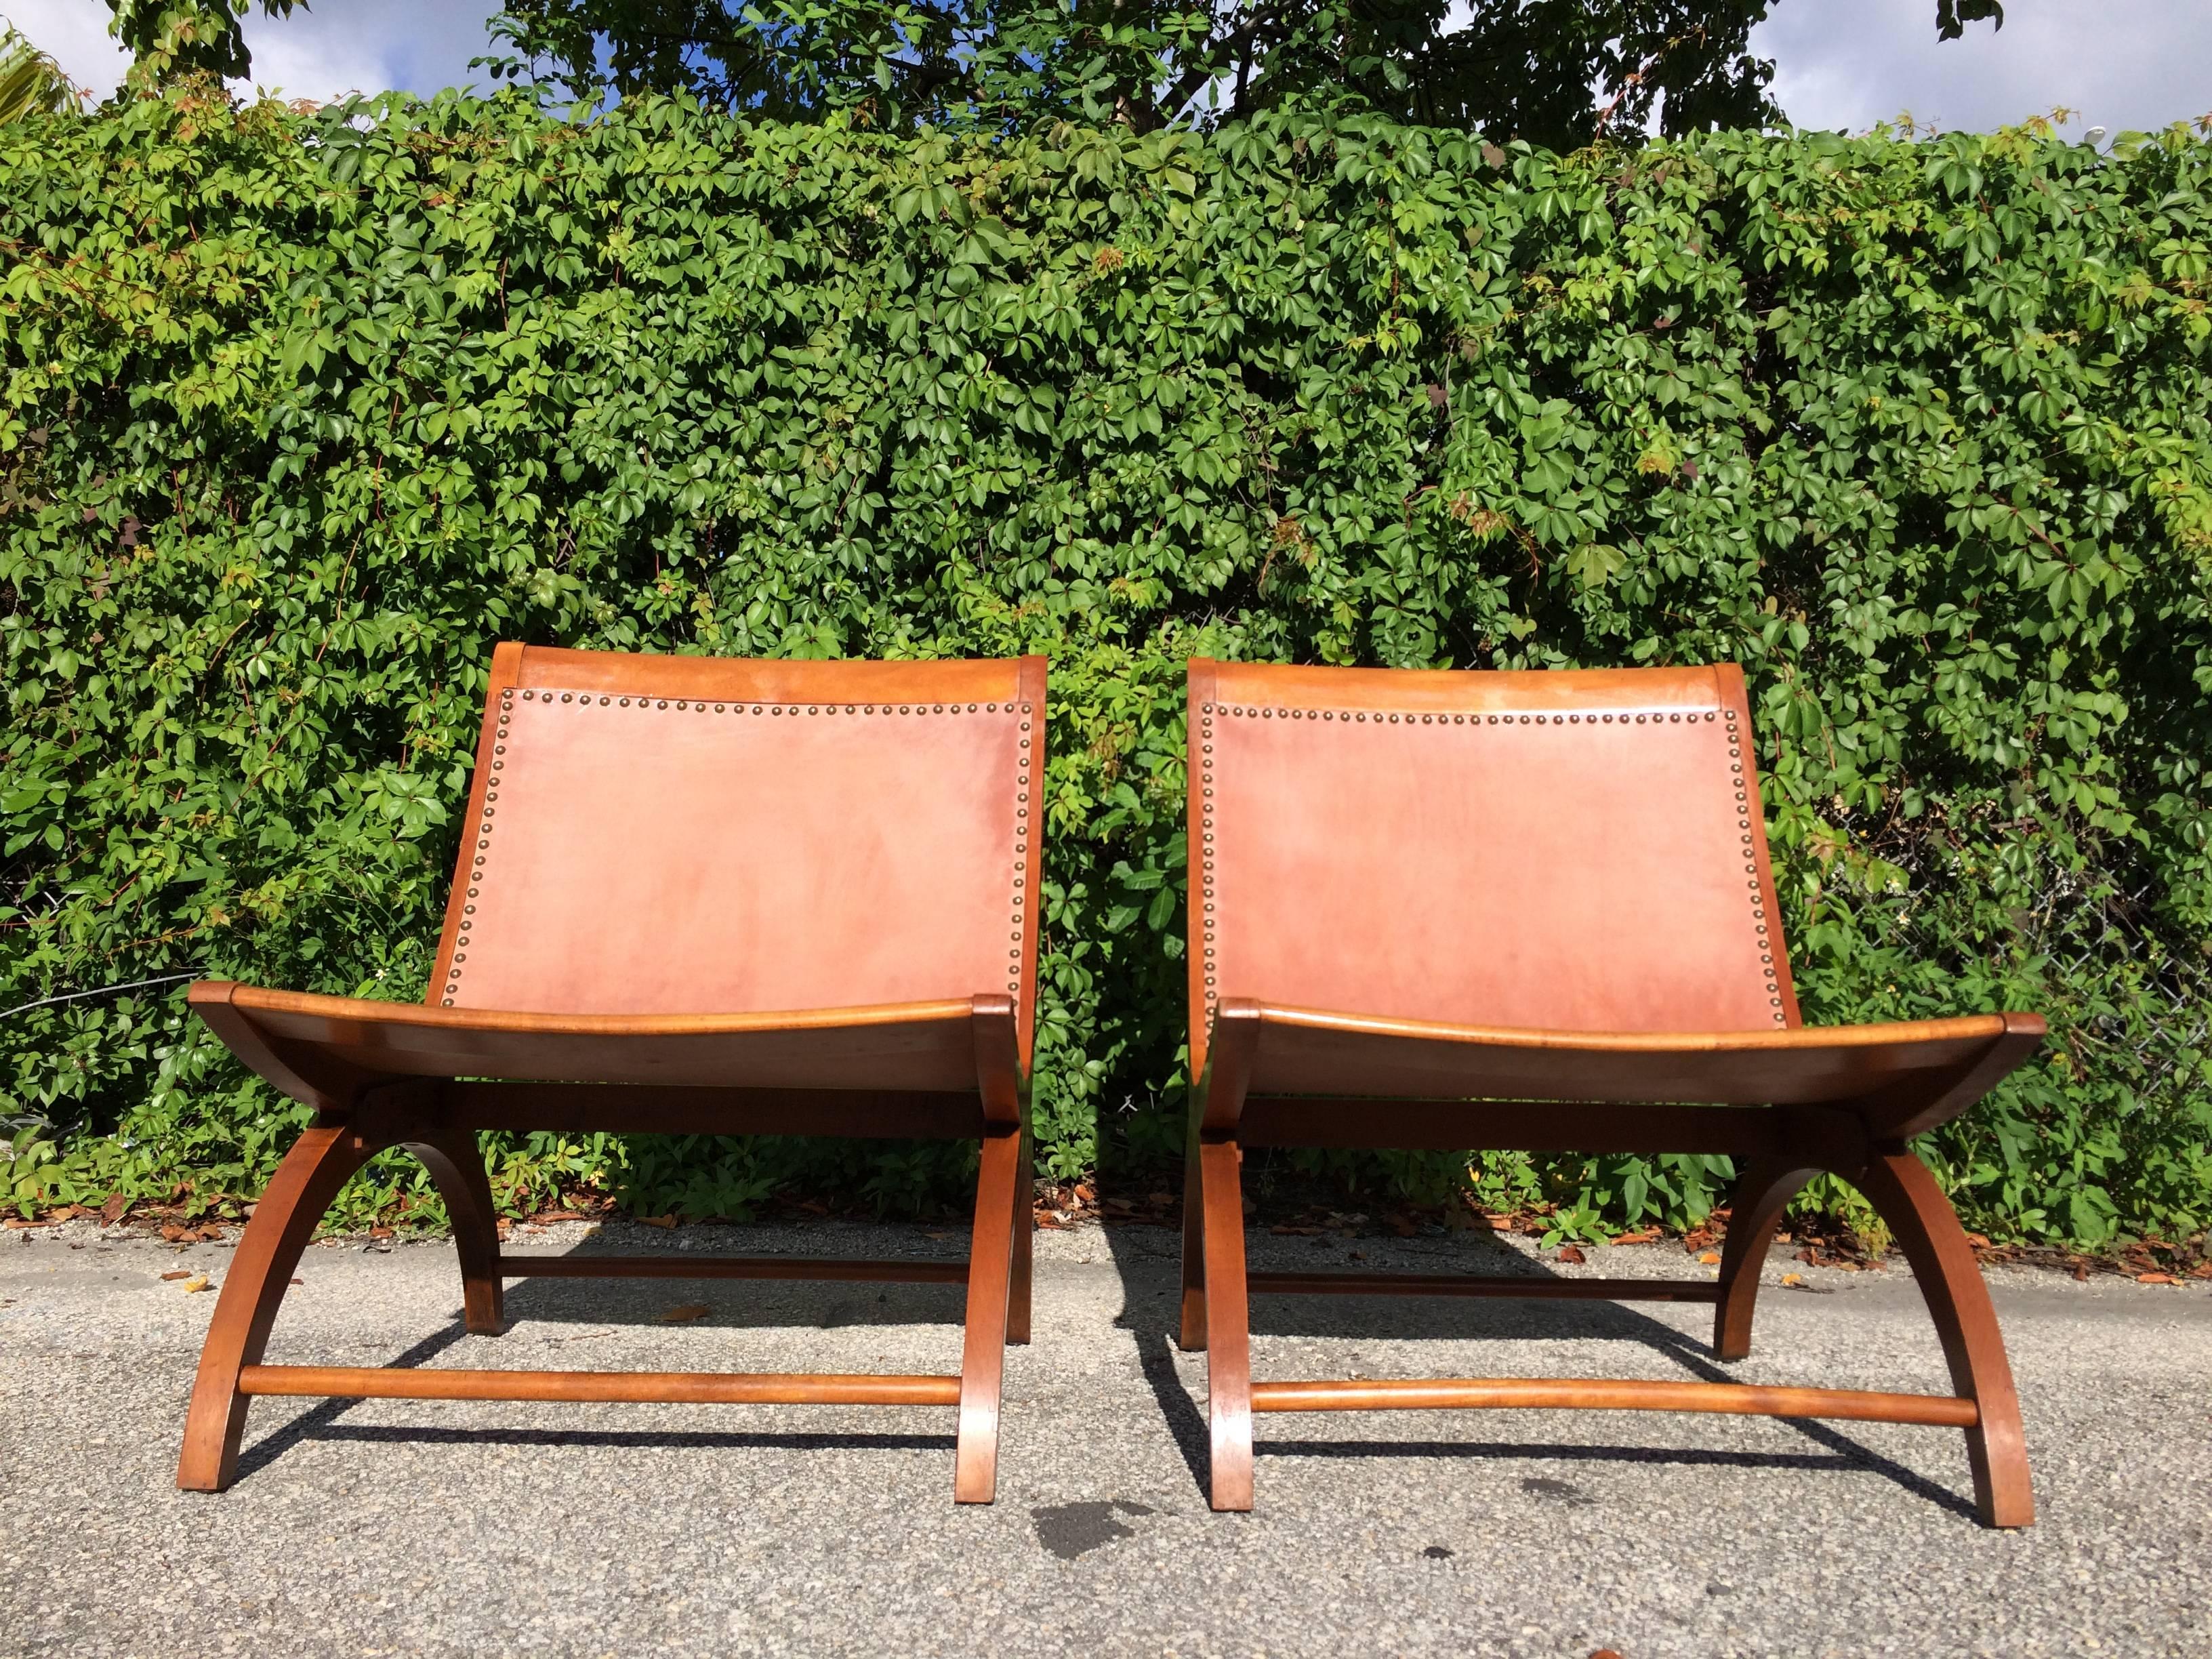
[3,89,2208,1242]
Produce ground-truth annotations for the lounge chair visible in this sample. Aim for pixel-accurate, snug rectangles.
[1177,658,2041,1525]
[178,644,1046,1502]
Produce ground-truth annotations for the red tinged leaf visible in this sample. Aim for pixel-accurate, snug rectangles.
[1555,1244,1586,1265]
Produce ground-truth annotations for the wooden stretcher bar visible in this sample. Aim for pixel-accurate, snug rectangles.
[238,1366,962,1407]
[1246,1376,1979,1427]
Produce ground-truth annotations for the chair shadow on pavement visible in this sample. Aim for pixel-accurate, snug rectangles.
[232,1235,968,1481]
[1094,1181,1980,1523]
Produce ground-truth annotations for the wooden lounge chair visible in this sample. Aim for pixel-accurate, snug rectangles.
[179,645,1046,1502]
[1179,658,2043,1526]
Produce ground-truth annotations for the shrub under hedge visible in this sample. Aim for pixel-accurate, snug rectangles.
[3,88,2209,1243]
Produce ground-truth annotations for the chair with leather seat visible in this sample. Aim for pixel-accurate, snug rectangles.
[1179,657,2042,1525]
[179,643,1045,1503]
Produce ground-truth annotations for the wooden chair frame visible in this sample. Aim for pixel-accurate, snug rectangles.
[1177,658,2044,1526]
[179,647,1046,1503]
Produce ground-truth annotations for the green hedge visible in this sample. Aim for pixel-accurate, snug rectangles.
[3,88,2209,1244]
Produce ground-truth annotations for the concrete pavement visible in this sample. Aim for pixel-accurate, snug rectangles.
[3,1215,2208,1658]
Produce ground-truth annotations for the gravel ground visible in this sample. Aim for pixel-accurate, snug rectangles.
[3,1214,2208,1658]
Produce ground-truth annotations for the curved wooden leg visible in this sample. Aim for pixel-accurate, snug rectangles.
[1197,1139,1253,1511]
[1854,1147,2034,1529]
[178,1124,375,1492]
[1178,1119,1208,1351]
[1006,1120,1033,1347]
[953,1124,1021,1503]
[401,1128,505,1336]
[1712,1158,1822,1361]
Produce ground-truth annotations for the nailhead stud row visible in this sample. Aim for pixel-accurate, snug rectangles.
[1723,703,1789,1023]
[1009,704,1033,999]
[1194,701,1785,1026]
[1198,701,1217,1017]
[443,690,1036,1007]
[509,689,1025,716]
[1210,704,1723,726]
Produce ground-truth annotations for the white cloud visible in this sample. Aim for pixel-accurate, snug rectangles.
[234,0,505,102]
[3,0,131,100]
[1,0,501,104]
[1753,0,2212,137]
[10,0,2211,133]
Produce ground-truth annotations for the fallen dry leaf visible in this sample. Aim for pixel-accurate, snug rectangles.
[1591,1649,1626,1659]
[1611,1228,1661,1246]
[1698,1250,1722,1265]
[2073,1264,2091,1282]
[656,1303,712,1323]
[160,1269,192,1282]
[159,1224,186,1242]
[1780,1272,1804,1286]
[1556,1244,1587,1265]
[2137,1272,2179,1285]
[638,1214,678,1229]
[182,1275,211,1293]
[368,1226,395,1240]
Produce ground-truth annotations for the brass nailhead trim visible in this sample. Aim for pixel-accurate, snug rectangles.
[449,688,1033,1006]
[1199,702,1217,1016]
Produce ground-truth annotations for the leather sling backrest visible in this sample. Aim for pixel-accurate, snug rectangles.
[431,646,1046,1064]
[1187,659,1799,1078]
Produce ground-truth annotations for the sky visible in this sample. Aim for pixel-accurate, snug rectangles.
[9,0,2212,136]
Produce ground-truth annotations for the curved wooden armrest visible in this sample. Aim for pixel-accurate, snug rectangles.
[190,981,1019,1109]
[1204,999,2045,1133]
